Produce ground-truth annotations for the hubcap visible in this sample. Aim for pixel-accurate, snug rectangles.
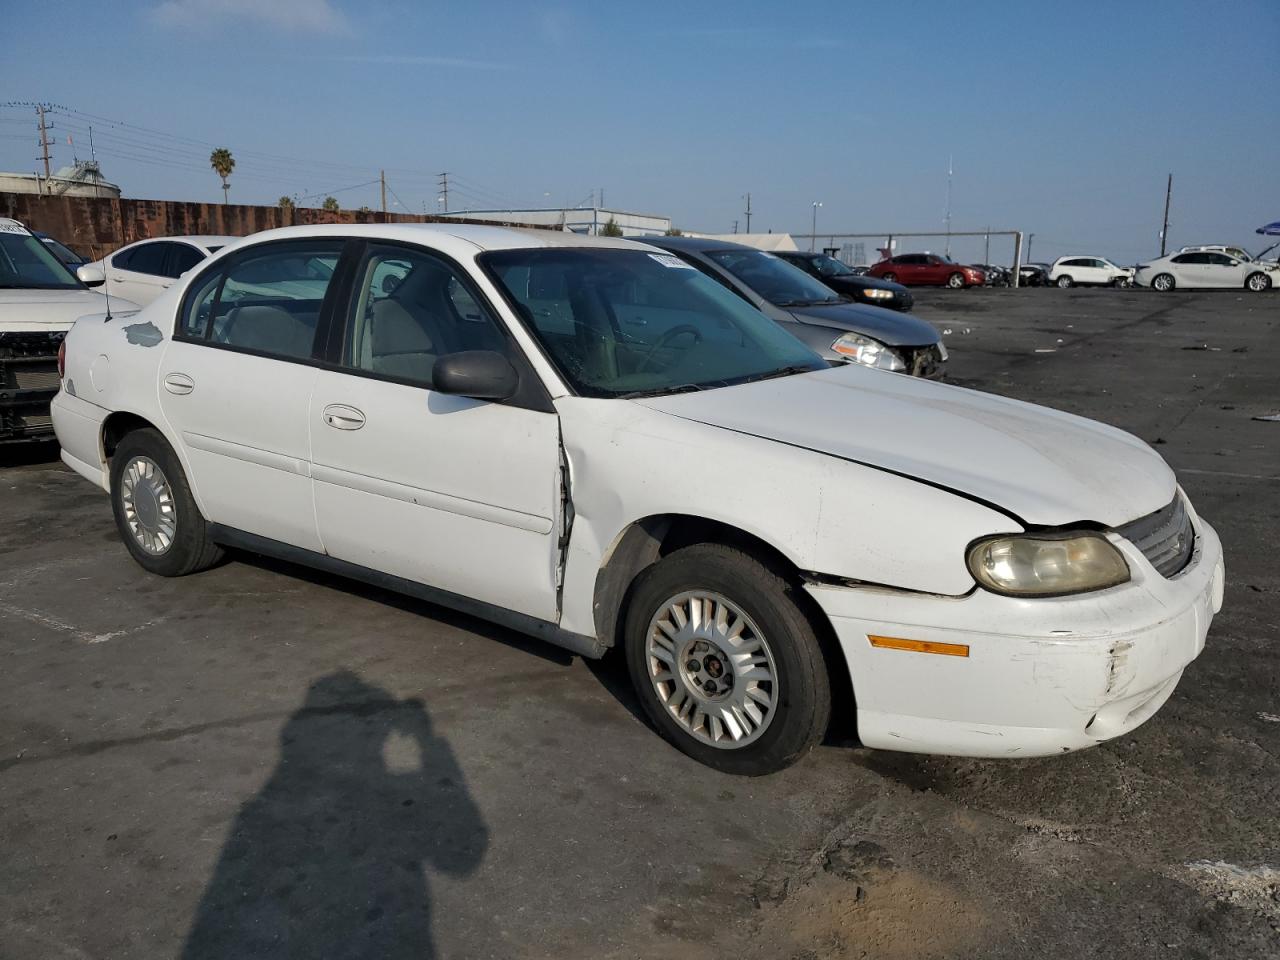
[645,591,778,749]
[1155,276,1171,290]
[1248,275,1266,291]
[120,456,177,555]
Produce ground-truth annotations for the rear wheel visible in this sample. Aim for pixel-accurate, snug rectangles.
[1151,273,1175,292]
[946,272,965,289]
[1056,274,1073,288]
[1245,272,1271,292]
[110,428,223,576]
[624,543,831,776]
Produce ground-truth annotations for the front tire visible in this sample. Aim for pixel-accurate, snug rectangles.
[1056,274,1073,288]
[1151,273,1175,292]
[946,272,965,289]
[1246,272,1271,292]
[624,544,831,776]
[110,427,223,576]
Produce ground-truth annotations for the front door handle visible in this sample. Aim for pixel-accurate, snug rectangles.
[163,372,194,395]
[322,404,365,430]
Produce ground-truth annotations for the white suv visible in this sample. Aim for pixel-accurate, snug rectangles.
[1047,256,1134,288]
[52,223,1223,774]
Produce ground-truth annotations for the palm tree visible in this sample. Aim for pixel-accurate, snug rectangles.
[210,148,235,204]
[321,196,340,213]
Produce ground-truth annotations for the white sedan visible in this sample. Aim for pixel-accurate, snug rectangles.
[85,235,237,306]
[1135,249,1279,291]
[1047,256,1134,287]
[52,224,1224,774]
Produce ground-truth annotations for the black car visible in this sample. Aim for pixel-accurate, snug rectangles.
[774,250,914,312]
[33,232,88,267]
[1018,262,1049,287]
[644,236,946,378]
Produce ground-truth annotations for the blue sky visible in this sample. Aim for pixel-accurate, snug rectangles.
[2,0,1277,264]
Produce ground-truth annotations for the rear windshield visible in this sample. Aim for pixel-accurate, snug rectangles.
[704,249,841,307]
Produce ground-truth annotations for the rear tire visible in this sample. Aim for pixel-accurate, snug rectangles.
[110,428,223,576]
[1151,273,1175,292]
[1056,275,1073,288]
[1246,272,1271,292]
[946,272,965,289]
[623,543,831,776]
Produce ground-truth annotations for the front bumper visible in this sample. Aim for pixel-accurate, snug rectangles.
[0,330,64,443]
[807,512,1224,758]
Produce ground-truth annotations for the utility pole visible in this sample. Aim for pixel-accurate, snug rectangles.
[36,105,53,192]
[944,154,953,258]
[744,193,752,233]
[599,187,604,209]
[810,201,822,252]
[437,172,449,213]
[380,170,387,215]
[732,219,738,234]
[1027,233,1035,262]
[983,226,990,264]
[1159,174,1172,257]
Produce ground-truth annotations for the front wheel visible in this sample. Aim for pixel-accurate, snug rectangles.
[1246,272,1272,292]
[110,427,223,576]
[1056,274,1073,288]
[946,272,965,288]
[1151,273,1175,292]
[624,544,831,776]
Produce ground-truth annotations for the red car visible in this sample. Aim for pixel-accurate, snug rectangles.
[869,254,985,288]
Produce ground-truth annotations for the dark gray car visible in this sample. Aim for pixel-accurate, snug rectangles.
[645,236,946,377]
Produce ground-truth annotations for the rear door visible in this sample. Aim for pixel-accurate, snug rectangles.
[158,238,347,551]
[308,241,563,621]
[1169,252,1206,287]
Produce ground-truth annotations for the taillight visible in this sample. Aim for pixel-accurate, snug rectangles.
[57,339,66,380]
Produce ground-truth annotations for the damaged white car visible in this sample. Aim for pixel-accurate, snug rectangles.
[52,224,1225,775]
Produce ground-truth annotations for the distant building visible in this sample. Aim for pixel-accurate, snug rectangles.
[439,206,670,237]
[0,161,121,199]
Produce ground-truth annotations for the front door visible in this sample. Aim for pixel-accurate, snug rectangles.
[108,241,174,305]
[309,241,563,621]
[158,238,346,551]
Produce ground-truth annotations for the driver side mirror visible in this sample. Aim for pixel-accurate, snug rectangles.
[432,350,518,401]
[76,265,105,287]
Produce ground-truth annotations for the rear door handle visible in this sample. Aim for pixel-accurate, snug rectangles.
[322,404,365,430]
[163,372,194,395]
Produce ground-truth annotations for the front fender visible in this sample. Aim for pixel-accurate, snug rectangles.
[555,397,1017,640]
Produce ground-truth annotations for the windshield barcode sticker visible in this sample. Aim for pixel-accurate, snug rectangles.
[649,253,693,269]
[0,220,31,235]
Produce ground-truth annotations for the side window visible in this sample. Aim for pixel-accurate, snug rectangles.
[1170,254,1193,264]
[343,244,507,385]
[111,247,134,270]
[125,242,170,276]
[166,244,204,278]
[178,240,343,361]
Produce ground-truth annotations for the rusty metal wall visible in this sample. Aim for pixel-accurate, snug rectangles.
[0,193,542,261]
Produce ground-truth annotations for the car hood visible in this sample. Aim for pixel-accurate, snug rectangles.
[0,288,140,329]
[634,365,1175,527]
[785,301,940,346]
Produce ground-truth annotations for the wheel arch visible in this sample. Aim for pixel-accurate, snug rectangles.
[1245,270,1271,290]
[99,408,212,519]
[592,513,856,739]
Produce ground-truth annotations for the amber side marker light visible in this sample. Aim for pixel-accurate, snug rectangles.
[868,635,970,657]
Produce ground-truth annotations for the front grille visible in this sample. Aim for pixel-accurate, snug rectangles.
[6,365,60,391]
[0,330,65,358]
[1116,495,1195,578]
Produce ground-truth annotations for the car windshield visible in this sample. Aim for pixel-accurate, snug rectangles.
[42,238,84,265]
[482,248,826,399]
[704,249,842,306]
[811,254,854,277]
[0,229,82,289]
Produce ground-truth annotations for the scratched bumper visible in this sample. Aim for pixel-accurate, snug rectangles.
[807,512,1224,758]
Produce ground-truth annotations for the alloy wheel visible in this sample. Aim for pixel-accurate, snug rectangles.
[644,591,778,749]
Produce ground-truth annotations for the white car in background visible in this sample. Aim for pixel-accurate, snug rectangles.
[1135,250,1279,292]
[1047,256,1134,288]
[85,235,236,306]
[52,223,1223,775]
[0,218,138,444]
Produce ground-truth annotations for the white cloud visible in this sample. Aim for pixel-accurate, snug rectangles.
[152,0,348,34]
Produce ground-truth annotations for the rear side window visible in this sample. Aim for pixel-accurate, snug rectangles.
[178,240,344,362]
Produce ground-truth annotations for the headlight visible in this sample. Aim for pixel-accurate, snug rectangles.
[831,333,905,371]
[861,288,894,300]
[967,532,1130,597]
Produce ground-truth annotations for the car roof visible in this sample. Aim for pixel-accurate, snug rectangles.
[643,234,759,254]
[220,223,657,254]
